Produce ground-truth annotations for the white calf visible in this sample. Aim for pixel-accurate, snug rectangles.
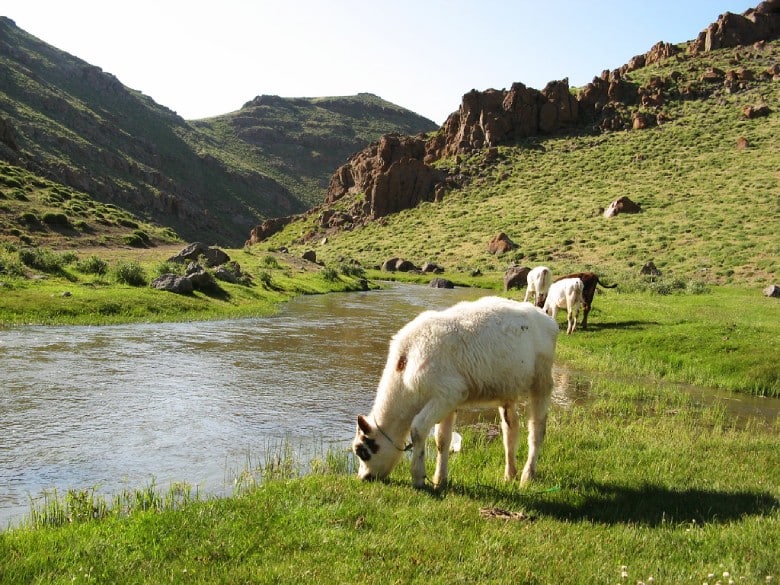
[543,277,584,335]
[352,296,559,489]
[524,266,553,307]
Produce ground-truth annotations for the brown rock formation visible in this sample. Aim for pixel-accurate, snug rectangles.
[688,1,780,53]
[488,232,517,255]
[426,79,578,160]
[325,133,445,221]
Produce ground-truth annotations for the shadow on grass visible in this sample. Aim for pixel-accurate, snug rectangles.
[451,481,779,526]
[582,320,659,332]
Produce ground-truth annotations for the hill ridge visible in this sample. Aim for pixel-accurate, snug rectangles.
[0,16,436,246]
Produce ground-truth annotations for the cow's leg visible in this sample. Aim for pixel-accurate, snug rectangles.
[432,411,457,488]
[521,361,553,485]
[410,398,459,489]
[498,404,520,480]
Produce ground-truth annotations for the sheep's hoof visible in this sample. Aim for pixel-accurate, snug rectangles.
[519,468,535,486]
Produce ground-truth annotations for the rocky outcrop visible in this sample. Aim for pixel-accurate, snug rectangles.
[246,215,304,245]
[426,79,579,160]
[167,242,230,267]
[640,261,662,277]
[325,133,445,221]
[429,277,455,289]
[151,274,194,294]
[689,1,780,53]
[381,257,419,272]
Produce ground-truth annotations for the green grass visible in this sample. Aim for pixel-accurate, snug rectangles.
[551,286,780,397]
[0,245,372,326]
[1,378,777,583]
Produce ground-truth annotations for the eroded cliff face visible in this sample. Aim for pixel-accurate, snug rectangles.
[247,2,780,245]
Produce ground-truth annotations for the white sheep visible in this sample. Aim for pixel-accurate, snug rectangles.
[543,277,585,334]
[352,296,559,489]
[524,266,553,307]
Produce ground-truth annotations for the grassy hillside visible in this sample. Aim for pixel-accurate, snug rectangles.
[192,93,438,209]
[0,17,436,246]
[0,161,180,249]
[261,40,779,288]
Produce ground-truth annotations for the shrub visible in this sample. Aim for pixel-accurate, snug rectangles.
[261,255,281,269]
[76,255,109,275]
[18,212,40,226]
[321,267,340,282]
[123,233,148,248]
[117,218,139,229]
[18,247,66,273]
[339,263,365,278]
[257,270,273,288]
[41,212,71,227]
[113,261,147,286]
[687,280,711,295]
[0,249,24,276]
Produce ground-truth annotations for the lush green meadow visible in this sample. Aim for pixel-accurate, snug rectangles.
[1,262,778,583]
[0,373,777,584]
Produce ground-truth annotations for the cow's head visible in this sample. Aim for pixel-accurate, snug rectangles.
[352,414,405,481]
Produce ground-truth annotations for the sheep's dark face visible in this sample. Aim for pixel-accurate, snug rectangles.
[352,415,403,481]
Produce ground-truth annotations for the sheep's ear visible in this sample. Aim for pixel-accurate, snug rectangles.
[357,415,372,435]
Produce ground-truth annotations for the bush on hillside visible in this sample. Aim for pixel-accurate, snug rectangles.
[18,247,66,273]
[75,255,109,275]
[113,261,147,286]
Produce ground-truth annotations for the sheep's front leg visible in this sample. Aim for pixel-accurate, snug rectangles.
[499,404,520,480]
[408,426,428,489]
[432,411,457,489]
[410,400,458,489]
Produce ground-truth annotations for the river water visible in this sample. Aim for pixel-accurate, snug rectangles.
[0,283,776,529]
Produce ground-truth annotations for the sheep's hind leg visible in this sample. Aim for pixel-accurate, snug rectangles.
[521,360,553,485]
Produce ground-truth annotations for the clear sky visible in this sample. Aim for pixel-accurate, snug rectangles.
[2,0,760,125]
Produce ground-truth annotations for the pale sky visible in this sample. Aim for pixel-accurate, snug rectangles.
[2,0,760,125]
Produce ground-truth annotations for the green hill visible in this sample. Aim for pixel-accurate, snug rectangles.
[0,16,437,247]
[260,39,779,288]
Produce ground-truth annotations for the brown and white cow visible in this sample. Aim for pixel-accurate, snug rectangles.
[554,272,617,329]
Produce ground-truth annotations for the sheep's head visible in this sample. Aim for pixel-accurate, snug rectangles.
[352,414,404,481]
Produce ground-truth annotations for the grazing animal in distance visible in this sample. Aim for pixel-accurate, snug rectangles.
[524,266,553,307]
[555,272,618,329]
[352,296,559,489]
[543,277,585,334]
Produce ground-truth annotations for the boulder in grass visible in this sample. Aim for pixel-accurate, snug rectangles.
[151,274,194,294]
[763,284,780,298]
